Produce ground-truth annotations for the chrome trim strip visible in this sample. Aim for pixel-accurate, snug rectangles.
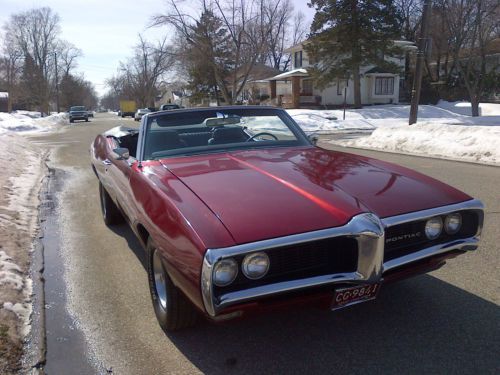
[381,199,484,237]
[202,212,384,316]
[383,238,478,272]
[200,199,484,317]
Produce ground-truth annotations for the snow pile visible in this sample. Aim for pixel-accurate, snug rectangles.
[286,103,500,165]
[3,302,32,337]
[287,104,471,134]
[436,100,500,117]
[337,122,500,165]
[0,251,23,290]
[0,112,67,134]
[0,133,46,343]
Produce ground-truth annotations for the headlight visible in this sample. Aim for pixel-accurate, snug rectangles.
[213,258,238,287]
[444,213,462,234]
[425,216,443,240]
[242,252,270,280]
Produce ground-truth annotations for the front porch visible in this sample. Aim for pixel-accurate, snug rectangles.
[267,69,322,109]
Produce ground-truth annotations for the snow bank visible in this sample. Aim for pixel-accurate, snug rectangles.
[287,103,500,165]
[287,104,471,134]
[0,251,23,290]
[336,122,500,165]
[0,112,67,134]
[436,100,500,117]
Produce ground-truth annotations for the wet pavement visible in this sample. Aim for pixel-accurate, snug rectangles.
[40,168,101,374]
[29,112,499,374]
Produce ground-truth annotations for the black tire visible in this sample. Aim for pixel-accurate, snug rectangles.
[98,181,124,225]
[85,118,89,122]
[146,238,198,331]
[70,119,74,123]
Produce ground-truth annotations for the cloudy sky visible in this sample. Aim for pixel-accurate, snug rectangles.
[1,0,315,96]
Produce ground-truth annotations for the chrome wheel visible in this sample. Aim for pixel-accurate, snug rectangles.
[153,250,167,309]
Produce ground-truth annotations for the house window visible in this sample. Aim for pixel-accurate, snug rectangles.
[375,77,394,95]
[294,51,303,68]
[302,80,313,95]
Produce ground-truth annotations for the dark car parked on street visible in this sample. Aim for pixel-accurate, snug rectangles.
[69,106,89,123]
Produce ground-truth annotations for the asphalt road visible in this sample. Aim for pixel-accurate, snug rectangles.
[30,112,499,374]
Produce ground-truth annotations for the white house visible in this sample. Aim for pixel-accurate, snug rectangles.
[266,40,415,108]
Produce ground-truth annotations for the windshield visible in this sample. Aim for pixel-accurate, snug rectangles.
[142,108,308,160]
[70,106,86,111]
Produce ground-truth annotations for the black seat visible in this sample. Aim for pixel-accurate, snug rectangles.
[208,126,249,145]
[144,130,185,159]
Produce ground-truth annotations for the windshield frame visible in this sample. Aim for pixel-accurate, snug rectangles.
[136,106,311,162]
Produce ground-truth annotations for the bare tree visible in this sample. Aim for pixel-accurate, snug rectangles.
[456,0,499,115]
[263,0,307,71]
[56,40,82,78]
[435,0,499,115]
[151,0,284,104]
[3,7,61,112]
[113,34,174,107]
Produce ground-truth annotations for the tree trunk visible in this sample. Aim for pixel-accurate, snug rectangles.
[470,96,480,117]
[352,68,362,109]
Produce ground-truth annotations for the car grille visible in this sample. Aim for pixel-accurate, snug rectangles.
[384,210,479,262]
[214,237,358,296]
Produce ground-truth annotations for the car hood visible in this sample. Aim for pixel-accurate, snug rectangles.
[159,147,470,244]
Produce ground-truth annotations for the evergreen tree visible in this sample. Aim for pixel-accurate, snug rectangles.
[18,54,46,111]
[306,0,403,108]
[182,10,231,104]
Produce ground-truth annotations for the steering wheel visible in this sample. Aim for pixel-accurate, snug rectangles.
[246,132,279,142]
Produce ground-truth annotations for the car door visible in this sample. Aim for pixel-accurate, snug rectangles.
[103,142,136,221]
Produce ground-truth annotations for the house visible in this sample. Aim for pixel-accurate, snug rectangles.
[229,64,287,104]
[155,83,189,108]
[266,40,415,108]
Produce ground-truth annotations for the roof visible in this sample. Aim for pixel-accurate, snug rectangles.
[245,64,283,81]
[364,67,396,75]
[284,39,415,53]
[0,92,8,99]
[267,69,309,81]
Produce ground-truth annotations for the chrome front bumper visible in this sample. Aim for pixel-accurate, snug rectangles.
[201,199,484,317]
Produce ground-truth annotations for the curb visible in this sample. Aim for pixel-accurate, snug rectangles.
[25,160,53,374]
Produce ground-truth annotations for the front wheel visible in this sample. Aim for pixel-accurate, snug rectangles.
[98,181,124,225]
[147,239,198,331]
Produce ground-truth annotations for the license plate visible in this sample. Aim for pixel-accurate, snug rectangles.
[331,283,380,310]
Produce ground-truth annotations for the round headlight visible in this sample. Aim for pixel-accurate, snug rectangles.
[445,213,462,234]
[213,258,238,287]
[425,216,443,240]
[242,252,270,280]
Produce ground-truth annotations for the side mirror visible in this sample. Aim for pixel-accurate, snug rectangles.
[308,134,319,145]
[113,147,130,160]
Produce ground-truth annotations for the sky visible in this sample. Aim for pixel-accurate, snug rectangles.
[0,0,315,97]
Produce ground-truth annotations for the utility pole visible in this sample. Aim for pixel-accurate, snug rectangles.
[54,52,60,113]
[409,0,432,125]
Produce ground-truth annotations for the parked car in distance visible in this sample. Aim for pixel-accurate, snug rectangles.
[134,108,151,121]
[159,104,181,111]
[69,106,89,123]
[90,106,484,332]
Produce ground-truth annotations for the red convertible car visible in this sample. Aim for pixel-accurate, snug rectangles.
[90,106,484,331]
